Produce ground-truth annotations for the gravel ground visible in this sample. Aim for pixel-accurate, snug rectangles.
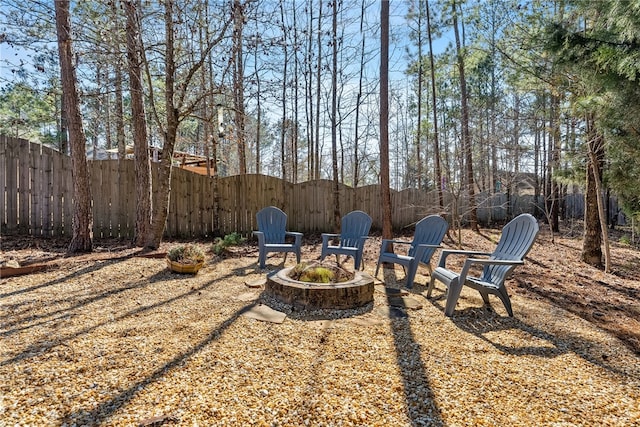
[1,233,639,427]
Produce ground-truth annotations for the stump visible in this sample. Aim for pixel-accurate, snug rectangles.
[265,267,374,311]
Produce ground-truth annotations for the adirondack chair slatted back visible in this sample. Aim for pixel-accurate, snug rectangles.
[407,215,449,264]
[339,211,372,249]
[256,207,287,244]
[482,214,539,284]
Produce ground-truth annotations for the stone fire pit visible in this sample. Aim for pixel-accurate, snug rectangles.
[265,264,374,311]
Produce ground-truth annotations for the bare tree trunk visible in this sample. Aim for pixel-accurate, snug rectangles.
[549,93,561,232]
[112,0,126,161]
[380,0,392,240]
[124,0,152,248]
[293,4,299,183]
[146,0,178,249]
[255,34,261,175]
[198,20,212,179]
[59,95,68,155]
[279,1,288,182]
[534,115,541,216]
[208,29,220,234]
[233,0,246,174]
[114,66,126,158]
[314,0,322,180]
[55,0,93,253]
[415,0,423,190]
[452,0,478,231]
[426,0,443,209]
[353,0,366,188]
[583,116,607,269]
[103,74,112,156]
[305,0,314,181]
[331,0,340,228]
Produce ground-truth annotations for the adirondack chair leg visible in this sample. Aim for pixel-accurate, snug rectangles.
[444,278,463,316]
[295,250,301,265]
[283,253,288,264]
[479,290,491,305]
[427,275,437,298]
[404,262,419,289]
[496,286,514,317]
[374,260,381,278]
[258,251,267,269]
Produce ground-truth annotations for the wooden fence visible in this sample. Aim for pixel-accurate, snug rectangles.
[1,135,585,239]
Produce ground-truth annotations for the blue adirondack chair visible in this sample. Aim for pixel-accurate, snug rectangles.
[320,210,372,270]
[428,213,539,316]
[375,215,449,288]
[253,206,303,269]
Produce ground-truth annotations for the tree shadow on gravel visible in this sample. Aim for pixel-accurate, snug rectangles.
[0,269,242,367]
[512,276,640,356]
[1,259,178,338]
[448,307,565,357]
[434,301,639,382]
[0,253,133,299]
[60,302,256,426]
[381,269,445,426]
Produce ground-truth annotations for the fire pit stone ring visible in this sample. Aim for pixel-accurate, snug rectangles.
[264,266,374,311]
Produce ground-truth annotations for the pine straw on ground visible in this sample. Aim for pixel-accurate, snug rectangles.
[1,225,639,427]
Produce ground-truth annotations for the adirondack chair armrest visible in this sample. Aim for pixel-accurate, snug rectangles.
[437,249,492,268]
[321,233,340,243]
[380,239,410,253]
[252,231,265,245]
[285,231,303,245]
[382,239,411,246]
[413,244,442,260]
[458,258,525,284]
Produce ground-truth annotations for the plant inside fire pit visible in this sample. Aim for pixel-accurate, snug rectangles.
[288,261,355,283]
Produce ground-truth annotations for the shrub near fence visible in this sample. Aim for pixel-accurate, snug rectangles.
[0,136,610,239]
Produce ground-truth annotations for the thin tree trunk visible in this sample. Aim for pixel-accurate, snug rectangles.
[314,0,322,180]
[233,0,246,174]
[55,0,93,253]
[208,22,220,234]
[255,36,261,175]
[305,0,314,181]
[113,1,126,162]
[279,0,288,182]
[426,0,443,209]
[331,0,340,228]
[380,0,393,240]
[293,4,299,183]
[550,93,560,232]
[452,0,478,231]
[534,116,541,216]
[124,0,152,248]
[583,116,606,269]
[353,0,366,188]
[147,0,178,249]
[199,21,211,179]
[416,0,423,190]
